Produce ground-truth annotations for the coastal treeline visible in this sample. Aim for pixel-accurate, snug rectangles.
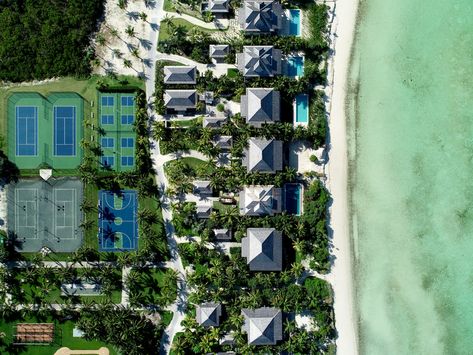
[0,0,105,82]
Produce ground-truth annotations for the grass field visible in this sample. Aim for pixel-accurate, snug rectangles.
[159,18,218,41]
[0,318,117,355]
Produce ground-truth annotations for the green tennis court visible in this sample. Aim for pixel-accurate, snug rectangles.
[7,92,84,169]
[98,92,136,172]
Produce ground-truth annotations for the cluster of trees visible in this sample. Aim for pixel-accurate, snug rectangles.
[126,267,178,308]
[157,19,213,63]
[0,260,122,306]
[0,0,105,82]
[77,305,163,355]
[301,180,331,272]
[173,242,336,354]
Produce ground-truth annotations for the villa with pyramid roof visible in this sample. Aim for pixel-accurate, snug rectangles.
[241,88,280,127]
[243,138,283,173]
[196,303,222,327]
[237,46,282,77]
[241,307,283,345]
[237,0,283,34]
[241,228,282,271]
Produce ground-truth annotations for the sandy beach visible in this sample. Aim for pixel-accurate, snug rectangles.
[325,0,359,353]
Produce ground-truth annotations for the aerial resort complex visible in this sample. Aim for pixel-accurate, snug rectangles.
[0,0,338,354]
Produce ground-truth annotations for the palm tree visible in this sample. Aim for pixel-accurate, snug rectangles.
[125,25,136,38]
[96,34,106,47]
[112,48,122,58]
[139,12,148,22]
[118,0,127,10]
[131,48,140,59]
[123,59,132,68]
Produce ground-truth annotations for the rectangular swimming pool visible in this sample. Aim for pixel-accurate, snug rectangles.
[287,56,304,78]
[294,94,309,125]
[289,9,301,36]
[284,183,303,215]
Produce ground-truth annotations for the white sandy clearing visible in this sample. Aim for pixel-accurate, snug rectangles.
[93,0,158,77]
[324,0,360,354]
[54,347,109,355]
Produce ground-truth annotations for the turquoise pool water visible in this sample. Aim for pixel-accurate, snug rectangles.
[295,94,308,123]
[289,9,301,36]
[287,56,304,77]
[284,183,302,215]
[349,0,473,353]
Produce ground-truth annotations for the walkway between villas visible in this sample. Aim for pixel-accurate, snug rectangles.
[150,139,189,355]
[156,52,235,78]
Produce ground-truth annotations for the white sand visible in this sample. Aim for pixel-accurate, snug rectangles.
[324,0,360,354]
[94,0,156,77]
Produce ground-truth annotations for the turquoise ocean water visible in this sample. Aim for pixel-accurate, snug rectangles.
[348,0,473,353]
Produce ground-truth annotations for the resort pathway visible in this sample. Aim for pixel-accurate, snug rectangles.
[150,139,189,355]
[121,266,131,306]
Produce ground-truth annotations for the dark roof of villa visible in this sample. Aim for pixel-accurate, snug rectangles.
[241,228,282,271]
[241,307,283,345]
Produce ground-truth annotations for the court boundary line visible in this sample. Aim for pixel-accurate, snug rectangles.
[15,106,38,157]
[53,106,77,157]
[53,188,77,241]
[15,188,39,239]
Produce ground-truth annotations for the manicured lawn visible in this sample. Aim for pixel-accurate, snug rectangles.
[171,117,202,128]
[163,0,204,20]
[180,157,209,172]
[0,318,117,355]
[159,18,218,41]
[158,59,187,66]
[227,68,239,78]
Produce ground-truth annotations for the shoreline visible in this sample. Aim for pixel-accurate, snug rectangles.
[324,0,360,353]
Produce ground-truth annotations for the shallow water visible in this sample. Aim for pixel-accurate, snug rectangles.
[348,0,473,353]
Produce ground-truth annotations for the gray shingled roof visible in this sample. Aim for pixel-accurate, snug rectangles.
[209,44,230,58]
[241,88,280,127]
[239,185,282,216]
[237,46,282,77]
[241,228,282,271]
[203,117,226,128]
[164,90,197,110]
[213,228,232,240]
[163,66,197,84]
[243,138,283,173]
[208,0,230,13]
[241,307,283,345]
[196,303,222,327]
[213,135,233,150]
[193,180,212,195]
[196,205,212,219]
[237,0,283,33]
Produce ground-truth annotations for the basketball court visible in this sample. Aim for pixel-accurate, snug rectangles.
[98,190,138,251]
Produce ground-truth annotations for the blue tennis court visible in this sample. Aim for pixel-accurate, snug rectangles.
[98,190,138,251]
[54,106,76,156]
[16,106,38,156]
